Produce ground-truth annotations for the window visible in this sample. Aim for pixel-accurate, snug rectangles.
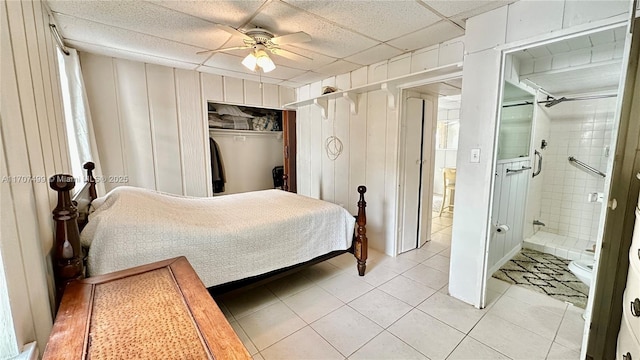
[56,48,96,187]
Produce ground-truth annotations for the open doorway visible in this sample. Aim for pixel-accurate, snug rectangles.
[484,24,630,356]
[397,78,462,254]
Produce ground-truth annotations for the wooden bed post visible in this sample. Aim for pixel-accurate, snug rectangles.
[49,174,84,306]
[355,186,367,276]
[84,161,97,201]
[282,174,289,192]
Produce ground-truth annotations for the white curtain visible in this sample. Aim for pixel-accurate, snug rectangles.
[56,48,104,194]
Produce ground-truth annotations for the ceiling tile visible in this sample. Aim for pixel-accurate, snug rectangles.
[567,35,592,50]
[315,60,361,76]
[525,46,552,59]
[545,41,571,55]
[73,41,199,71]
[387,21,464,52]
[204,52,259,73]
[438,1,514,28]
[344,44,404,66]
[522,61,621,95]
[48,0,232,50]
[150,0,267,28]
[269,46,337,71]
[289,71,331,85]
[251,1,378,58]
[54,14,210,64]
[201,53,306,81]
[588,28,615,46]
[287,0,441,42]
[423,0,499,17]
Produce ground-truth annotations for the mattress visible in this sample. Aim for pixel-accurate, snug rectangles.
[81,186,355,287]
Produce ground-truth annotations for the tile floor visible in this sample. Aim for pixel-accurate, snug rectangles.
[216,212,585,360]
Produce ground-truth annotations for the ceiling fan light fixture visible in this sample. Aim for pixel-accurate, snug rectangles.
[255,50,275,73]
[241,52,258,71]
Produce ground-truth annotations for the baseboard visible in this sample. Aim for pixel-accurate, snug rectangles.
[488,243,522,277]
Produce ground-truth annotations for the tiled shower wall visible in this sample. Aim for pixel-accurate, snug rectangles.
[539,98,616,242]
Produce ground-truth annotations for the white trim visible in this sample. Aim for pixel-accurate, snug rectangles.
[14,342,38,360]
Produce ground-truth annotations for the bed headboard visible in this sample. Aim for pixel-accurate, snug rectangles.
[49,174,84,307]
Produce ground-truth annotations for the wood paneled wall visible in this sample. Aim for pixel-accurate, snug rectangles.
[295,39,465,255]
[488,159,531,274]
[1,0,70,354]
[80,52,295,197]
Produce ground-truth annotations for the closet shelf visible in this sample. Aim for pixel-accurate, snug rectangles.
[209,128,283,138]
[283,62,462,118]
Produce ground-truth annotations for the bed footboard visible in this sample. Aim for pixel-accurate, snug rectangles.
[354,186,367,276]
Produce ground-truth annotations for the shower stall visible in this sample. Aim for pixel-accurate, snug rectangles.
[523,96,616,261]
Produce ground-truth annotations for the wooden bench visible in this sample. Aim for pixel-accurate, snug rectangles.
[42,257,250,360]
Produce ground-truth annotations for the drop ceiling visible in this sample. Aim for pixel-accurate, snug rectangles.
[511,26,626,96]
[47,0,514,88]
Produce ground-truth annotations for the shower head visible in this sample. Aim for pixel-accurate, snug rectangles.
[545,97,567,108]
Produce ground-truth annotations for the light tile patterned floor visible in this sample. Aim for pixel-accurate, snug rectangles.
[216,213,584,360]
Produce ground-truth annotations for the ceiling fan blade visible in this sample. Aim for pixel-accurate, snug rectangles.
[270,47,313,61]
[196,46,252,55]
[271,31,311,45]
[217,25,253,41]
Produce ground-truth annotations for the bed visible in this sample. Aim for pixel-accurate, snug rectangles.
[50,162,368,302]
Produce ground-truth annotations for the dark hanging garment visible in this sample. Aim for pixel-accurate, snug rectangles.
[210,138,226,193]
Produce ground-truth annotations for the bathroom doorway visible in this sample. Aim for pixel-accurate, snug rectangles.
[484,24,631,354]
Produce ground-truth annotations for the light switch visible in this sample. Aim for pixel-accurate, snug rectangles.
[470,148,480,163]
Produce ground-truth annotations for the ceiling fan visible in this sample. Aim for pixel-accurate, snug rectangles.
[198,26,313,73]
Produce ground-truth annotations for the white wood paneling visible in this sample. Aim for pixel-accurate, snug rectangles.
[506,1,564,44]
[309,81,323,199]
[365,89,388,252]
[146,64,183,194]
[348,70,368,215]
[81,53,125,193]
[465,6,509,54]
[175,68,207,197]
[263,83,279,108]
[201,73,223,102]
[488,159,530,273]
[388,54,411,78]
[114,59,156,189]
[321,79,336,203]
[224,76,244,104]
[334,73,351,208]
[1,0,68,355]
[411,47,439,73]
[244,80,262,106]
[84,54,294,198]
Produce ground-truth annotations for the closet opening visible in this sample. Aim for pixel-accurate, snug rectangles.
[207,102,296,195]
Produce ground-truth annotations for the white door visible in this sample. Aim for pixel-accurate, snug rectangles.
[400,97,435,252]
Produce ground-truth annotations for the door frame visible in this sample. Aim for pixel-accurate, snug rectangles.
[394,74,463,255]
[478,16,636,359]
[283,110,297,193]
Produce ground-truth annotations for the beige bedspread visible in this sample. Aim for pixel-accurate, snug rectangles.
[81,186,355,287]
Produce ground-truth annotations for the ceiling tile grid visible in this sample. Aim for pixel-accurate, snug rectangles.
[47,0,515,86]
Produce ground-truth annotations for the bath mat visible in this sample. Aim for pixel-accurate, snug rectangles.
[492,248,589,308]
